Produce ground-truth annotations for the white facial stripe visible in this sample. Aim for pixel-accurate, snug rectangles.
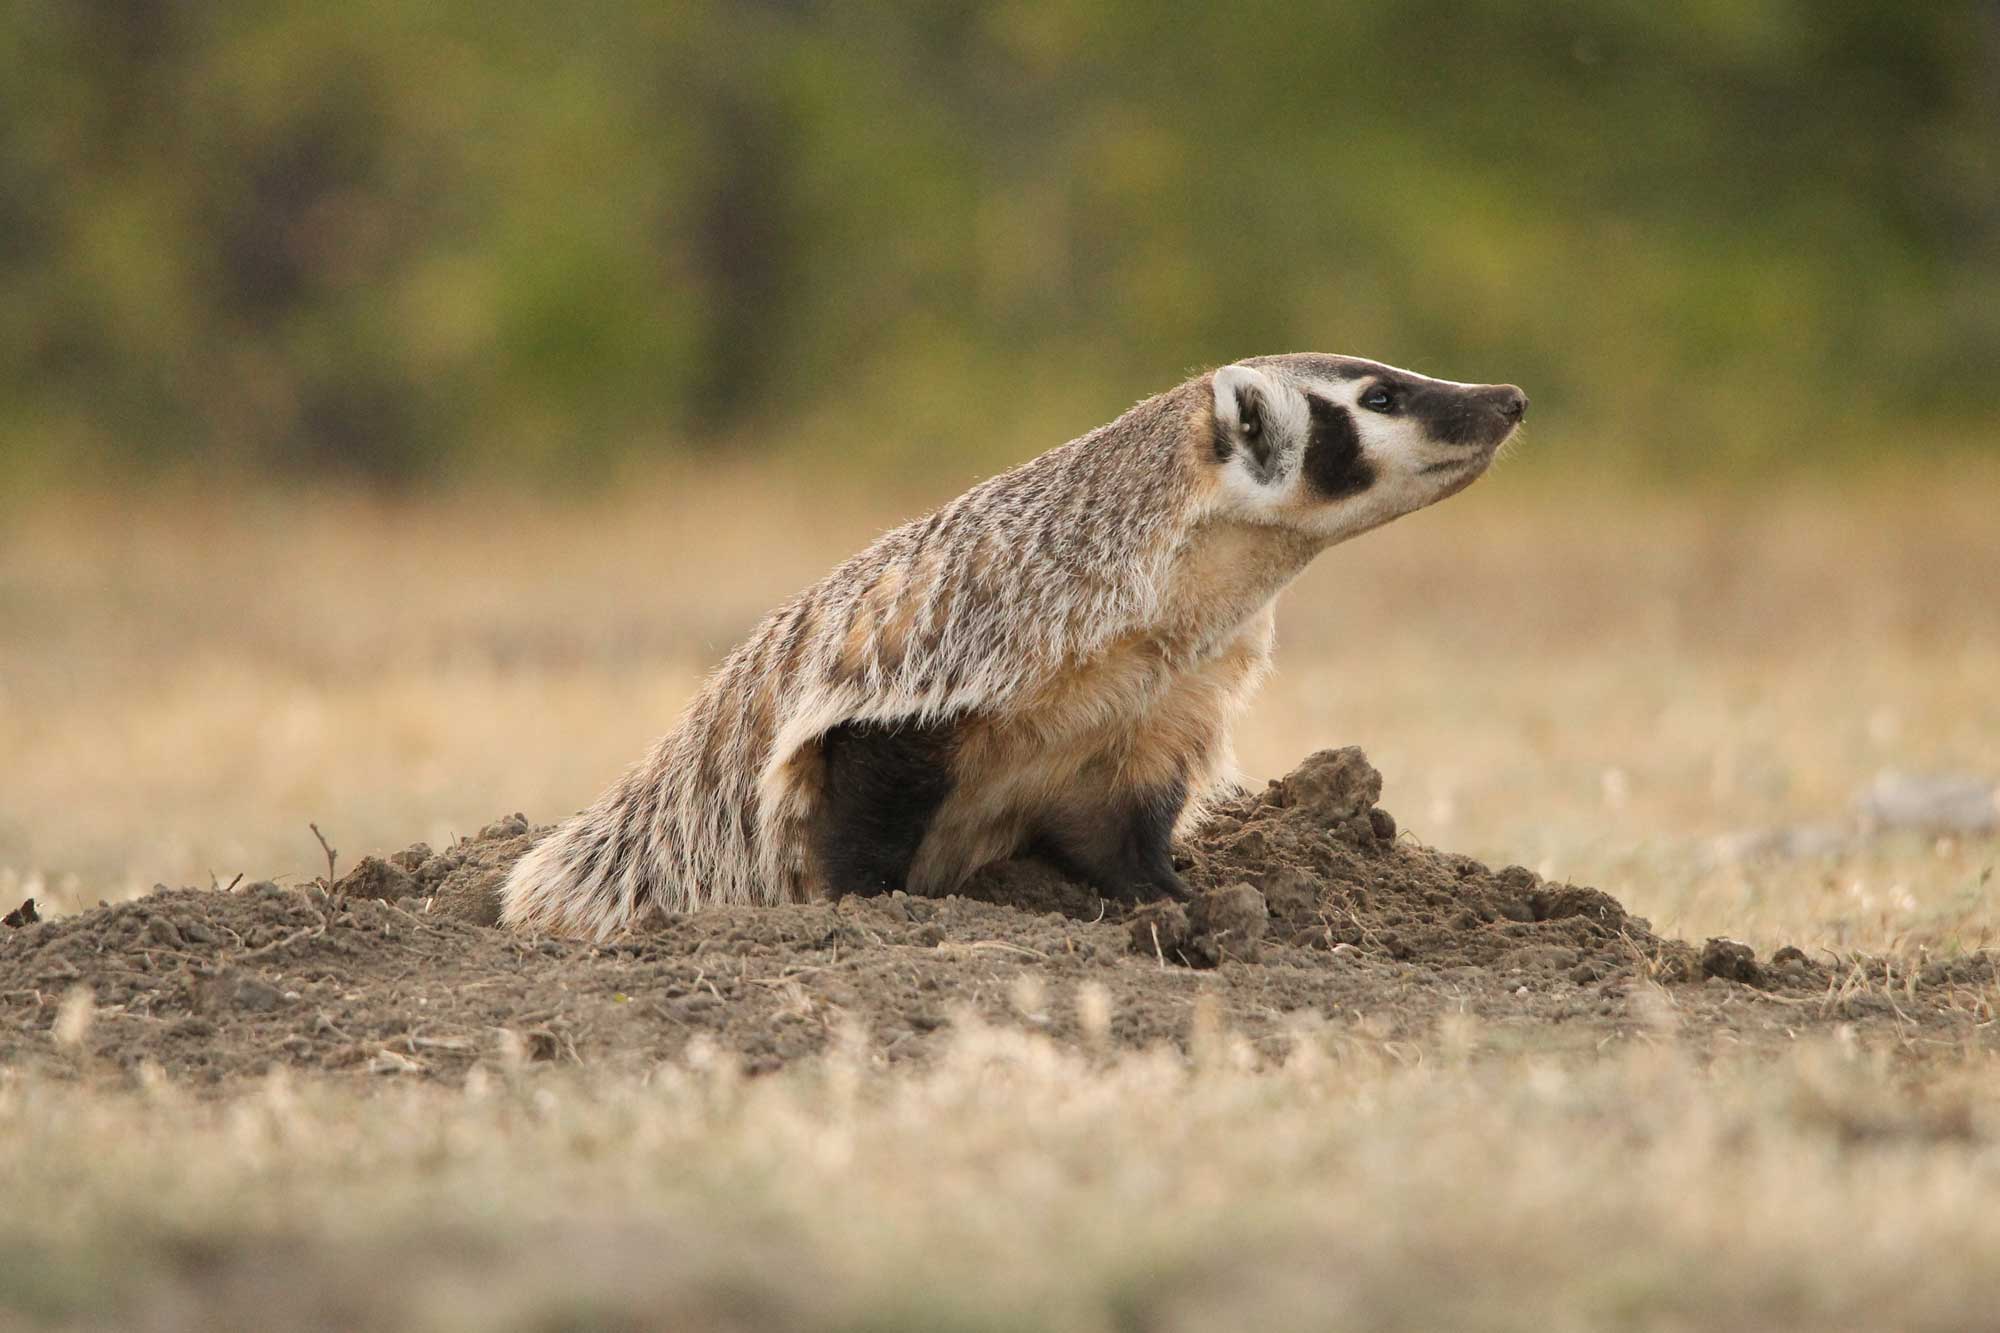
[1350,405,1415,456]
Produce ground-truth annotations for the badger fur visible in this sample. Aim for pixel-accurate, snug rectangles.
[502,354,1526,936]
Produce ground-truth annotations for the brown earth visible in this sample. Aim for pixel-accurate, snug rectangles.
[4,749,1994,1084]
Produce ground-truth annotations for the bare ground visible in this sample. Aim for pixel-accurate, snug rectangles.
[8,749,1993,1088]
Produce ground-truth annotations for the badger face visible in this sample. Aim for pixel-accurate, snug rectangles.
[1209,355,1526,543]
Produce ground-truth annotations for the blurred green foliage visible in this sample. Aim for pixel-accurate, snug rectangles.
[3,0,1996,486]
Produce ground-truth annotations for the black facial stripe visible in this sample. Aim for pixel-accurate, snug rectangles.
[1408,384,1514,449]
[1414,385,1483,447]
[1304,396,1374,499]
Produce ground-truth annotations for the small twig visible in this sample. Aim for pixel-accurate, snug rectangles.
[309,822,339,885]
[939,940,1050,961]
[138,948,212,967]
[406,1033,478,1053]
[374,898,428,926]
[749,966,829,986]
[235,904,331,964]
[1339,904,1396,957]
[236,924,324,965]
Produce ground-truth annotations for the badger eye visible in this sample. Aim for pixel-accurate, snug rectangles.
[1360,385,1395,413]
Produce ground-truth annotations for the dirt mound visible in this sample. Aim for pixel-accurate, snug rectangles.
[330,811,545,927]
[1170,747,1664,979]
[4,750,1992,1084]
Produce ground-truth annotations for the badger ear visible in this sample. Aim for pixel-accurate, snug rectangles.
[1212,363,1278,474]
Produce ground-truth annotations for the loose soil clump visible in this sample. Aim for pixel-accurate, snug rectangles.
[4,750,1993,1083]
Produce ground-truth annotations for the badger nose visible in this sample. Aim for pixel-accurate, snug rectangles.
[1494,386,1528,421]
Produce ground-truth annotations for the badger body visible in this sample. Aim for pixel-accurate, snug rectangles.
[502,354,1526,936]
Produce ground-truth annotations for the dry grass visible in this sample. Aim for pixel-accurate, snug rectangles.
[7,1020,2000,1331]
[4,465,1995,951]
[3,466,1999,1328]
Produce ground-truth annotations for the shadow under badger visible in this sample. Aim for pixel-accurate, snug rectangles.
[503,355,1526,936]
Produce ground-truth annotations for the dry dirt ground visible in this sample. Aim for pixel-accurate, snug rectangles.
[8,750,1991,1090]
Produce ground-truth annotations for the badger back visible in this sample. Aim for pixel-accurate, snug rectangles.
[760,379,1208,780]
[503,375,1209,931]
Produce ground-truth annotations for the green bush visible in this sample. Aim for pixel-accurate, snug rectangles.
[3,1,1994,485]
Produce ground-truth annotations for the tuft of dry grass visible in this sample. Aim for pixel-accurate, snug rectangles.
[5,1017,2000,1330]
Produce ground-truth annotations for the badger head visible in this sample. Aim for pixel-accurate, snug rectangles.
[1207,353,1526,543]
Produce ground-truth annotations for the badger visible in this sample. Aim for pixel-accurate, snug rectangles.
[502,354,1526,936]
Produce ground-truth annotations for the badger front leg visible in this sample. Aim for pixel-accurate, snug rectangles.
[1031,615,1270,904]
[1033,782,1192,903]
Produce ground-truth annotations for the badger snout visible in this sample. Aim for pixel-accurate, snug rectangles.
[1423,383,1528,450]
[1468,384,1527,436]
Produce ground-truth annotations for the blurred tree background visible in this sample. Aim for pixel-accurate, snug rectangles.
[3,0,1995,489]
